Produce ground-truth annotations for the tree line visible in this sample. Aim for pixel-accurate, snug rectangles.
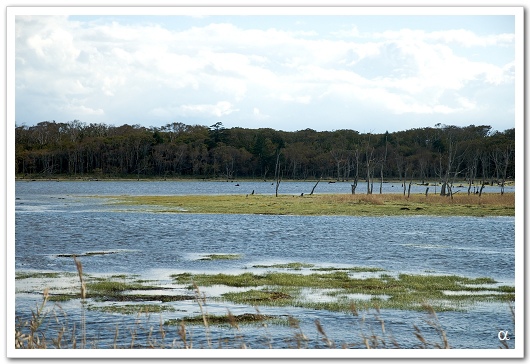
[15,120,515,195]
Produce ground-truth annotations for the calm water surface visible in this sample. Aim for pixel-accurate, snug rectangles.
[14,181,516,350]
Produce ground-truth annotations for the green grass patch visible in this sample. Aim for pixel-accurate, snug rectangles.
[222,289,293,304]
[87,279,157,294]
[48,294,80,302]
[16,272,66,280]
[171,270,514,312]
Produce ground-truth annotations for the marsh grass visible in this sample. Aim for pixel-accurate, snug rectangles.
[87,303,177,315]
[311,266,385,273]
[107,193,515,217]
[172,270,514,312]
[87,279,159,294]
[165,313,279,327]
[15,260,515,350]
[15,272,68,280]
[14,280,515,350]
[13,286,457,349]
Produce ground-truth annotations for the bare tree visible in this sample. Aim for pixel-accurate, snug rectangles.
[379,136,388,194]
[330,149,345,182]
[365,136,375,194]
[350,147,360,194]
[274,149,282,197]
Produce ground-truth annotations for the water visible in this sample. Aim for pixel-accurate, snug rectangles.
[13,181,516,350]
[13,178,514,196]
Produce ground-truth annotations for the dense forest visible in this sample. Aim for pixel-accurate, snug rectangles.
[15,120,515,195]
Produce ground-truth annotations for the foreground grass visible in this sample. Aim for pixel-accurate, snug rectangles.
[16,287,465,349]
[107,193,515,217]
[15,264,515,349]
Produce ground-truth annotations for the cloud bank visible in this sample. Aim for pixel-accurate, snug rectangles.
[14,13,516,132]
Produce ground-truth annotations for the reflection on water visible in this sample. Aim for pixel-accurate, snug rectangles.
[13,181,516,350]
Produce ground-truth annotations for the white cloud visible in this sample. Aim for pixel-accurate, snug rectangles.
[427,29,515,47]
[59,102,105,116]
[373,28,514,48]
[252,107,270,120]
[14,15,515,132]
[177,101,239,117]
[332,26,360,38]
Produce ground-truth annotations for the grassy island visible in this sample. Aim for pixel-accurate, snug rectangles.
[108,193,514,217]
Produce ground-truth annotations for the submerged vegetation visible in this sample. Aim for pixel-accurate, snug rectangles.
[108,192,515,217]
[15,257,515,349]
[165,313,279,327]
[15,285,460,349]
[87,303,177,315]
[55,251,120,258]
[171,270,514,313]
[16,263,514,315]
[197,254,242,261]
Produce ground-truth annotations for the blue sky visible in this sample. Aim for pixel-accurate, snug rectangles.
[14,10,518,133]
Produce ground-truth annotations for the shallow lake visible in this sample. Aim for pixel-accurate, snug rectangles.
[13,180,516,350]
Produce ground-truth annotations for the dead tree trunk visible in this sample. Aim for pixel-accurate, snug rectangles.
[351,179,358,195]
[479,182,486,197]
[349,147,360,195]
[379,137,388,194]
[310,177,321,195]
[274,150,282,197]
[379,165,384,195]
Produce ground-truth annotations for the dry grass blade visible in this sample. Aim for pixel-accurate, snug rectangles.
[350,302,358,317]
[73,256,86,300]
[192,282,212,348]
[378,317,385,335]
[178,322,190,349]
[423,303,450,349]
[73,256,87,348]
[288,316,300,329]
[413,325,427,347]
[226,310,239,330]
[315,319,334,348]
[363,337,371,349]
[113,325,119,349]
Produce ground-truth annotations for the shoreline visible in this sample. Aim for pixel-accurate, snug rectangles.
[14,175,516,187]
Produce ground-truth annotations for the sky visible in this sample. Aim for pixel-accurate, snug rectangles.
[13,9,518,133]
